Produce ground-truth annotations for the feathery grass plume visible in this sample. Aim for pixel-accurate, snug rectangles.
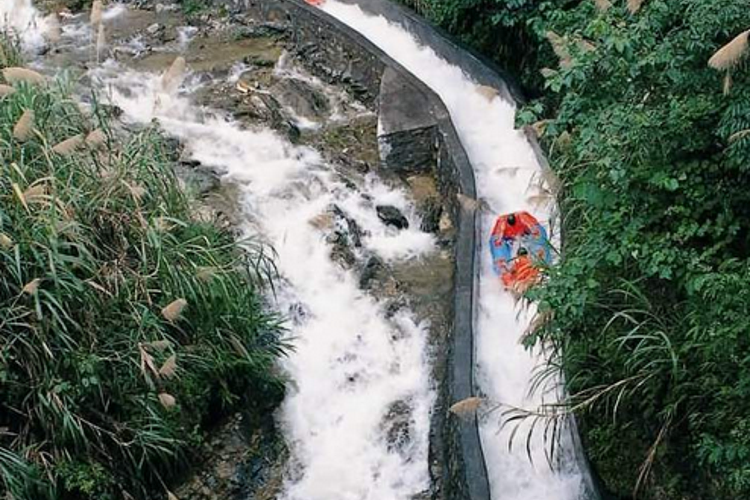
[145,340,172,351]
[477,84,498,101]
[45,14,62,44]
[51,134,84,156]
[22,279,41,295]
[196,266,218,282]
[627,0,644,14]
[161,298,187,322]
[85,129,106,149]
[524,309,553,339]
[161,56,187,94]
[724,72,733,95]
[531,119,550,137]
[3,67,45,85]
[449,397,483,418]
[167,492,179,500]
[708,30,750,71]
[308,213,334,230]
[546,31,572,69]
[13,110,35,142]
[729,129,750,143]
[578,40,596,52]
[0,234,13,249]
[541,164,562,195]
[540,68,557,79]
[125,182,147,201]
[158,393,176,409]
[12,183,29,212]
[457,193,480,212]
[95,23,106,63]
[139,344,159,381]
[23,183,49,205]
[557,130,572,150]
[90,1,103,31]
[0,84,16,97]
[594,0,611,11]
[159,355,177,379]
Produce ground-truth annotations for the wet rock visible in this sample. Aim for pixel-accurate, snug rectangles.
[419,198,443,234]
[233,92,300,143]
[331,204,364,248]
[175,161,221,196]
[382,400,413,453]
[270,78,330,122]
[359,255,385,290]
[327,231,356,269]
[376,205,409,230]
[243,53,278,68]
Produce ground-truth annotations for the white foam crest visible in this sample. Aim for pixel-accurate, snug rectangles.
[321,2,587,499]
[92,58,435,500]
[0,0,50,50]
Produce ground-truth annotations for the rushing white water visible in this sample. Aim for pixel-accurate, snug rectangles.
[89,32,436,500]
[321,2,586,499]
[0,0,49,49]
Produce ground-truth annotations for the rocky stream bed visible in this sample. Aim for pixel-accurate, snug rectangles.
[24,2,458,498]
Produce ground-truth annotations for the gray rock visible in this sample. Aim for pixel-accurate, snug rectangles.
[376,205,409,230]
[331,204,364,248]
[359,255,385,290]
[418,199,442,234]
[271,78,330,122]
[383,400,413,453]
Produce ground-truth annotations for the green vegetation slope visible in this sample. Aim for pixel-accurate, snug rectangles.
[403,0,750,498]
[0,43,287,500]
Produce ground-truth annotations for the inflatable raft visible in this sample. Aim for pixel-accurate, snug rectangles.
[489,211,551,289]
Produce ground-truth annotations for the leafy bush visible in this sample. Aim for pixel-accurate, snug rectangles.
[0,45,286,500]
[402,0,750,498]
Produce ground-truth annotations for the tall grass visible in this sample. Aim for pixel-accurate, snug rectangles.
[0,39,287,500]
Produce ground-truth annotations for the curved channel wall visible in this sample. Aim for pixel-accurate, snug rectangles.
[218,0,489,498]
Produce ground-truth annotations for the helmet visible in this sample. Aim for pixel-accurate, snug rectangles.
[507,214,516,226]
[517,247,528,257]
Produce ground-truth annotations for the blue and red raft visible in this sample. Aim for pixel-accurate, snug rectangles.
[488,211,552,289]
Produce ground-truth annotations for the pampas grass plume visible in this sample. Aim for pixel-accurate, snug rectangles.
[23,278,41,295]
[3,67,45,85]
[52,134,84,155]
[161,298,187,322]
[594,0,611,11]
[159,354,177,378]
[90,1,103,30]
[627,0,644,14]
[477,85,498,101]
[13,110,35,142]
[0,234,13,250]
[449,397,483,418]
[709,30,750,71]
[0,84,16,97]
[85,129,106,149]
[158,392,176,409]
[162,56,187,94]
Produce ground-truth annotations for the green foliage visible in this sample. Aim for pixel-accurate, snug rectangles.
[402,0,750,499]
[0,41,287,500]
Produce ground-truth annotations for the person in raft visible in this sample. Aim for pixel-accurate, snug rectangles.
[489,211,551,289]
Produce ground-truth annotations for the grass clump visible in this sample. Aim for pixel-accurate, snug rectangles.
[0,42,287,500]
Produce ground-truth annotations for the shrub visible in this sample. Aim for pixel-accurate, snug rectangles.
[0,41,286,500]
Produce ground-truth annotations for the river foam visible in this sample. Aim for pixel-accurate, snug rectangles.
[90,45,435,500]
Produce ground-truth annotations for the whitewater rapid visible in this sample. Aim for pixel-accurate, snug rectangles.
[321,2,587,499]
[82,10,435,500]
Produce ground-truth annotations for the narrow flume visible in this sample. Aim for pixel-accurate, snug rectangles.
[321,2,590,499]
